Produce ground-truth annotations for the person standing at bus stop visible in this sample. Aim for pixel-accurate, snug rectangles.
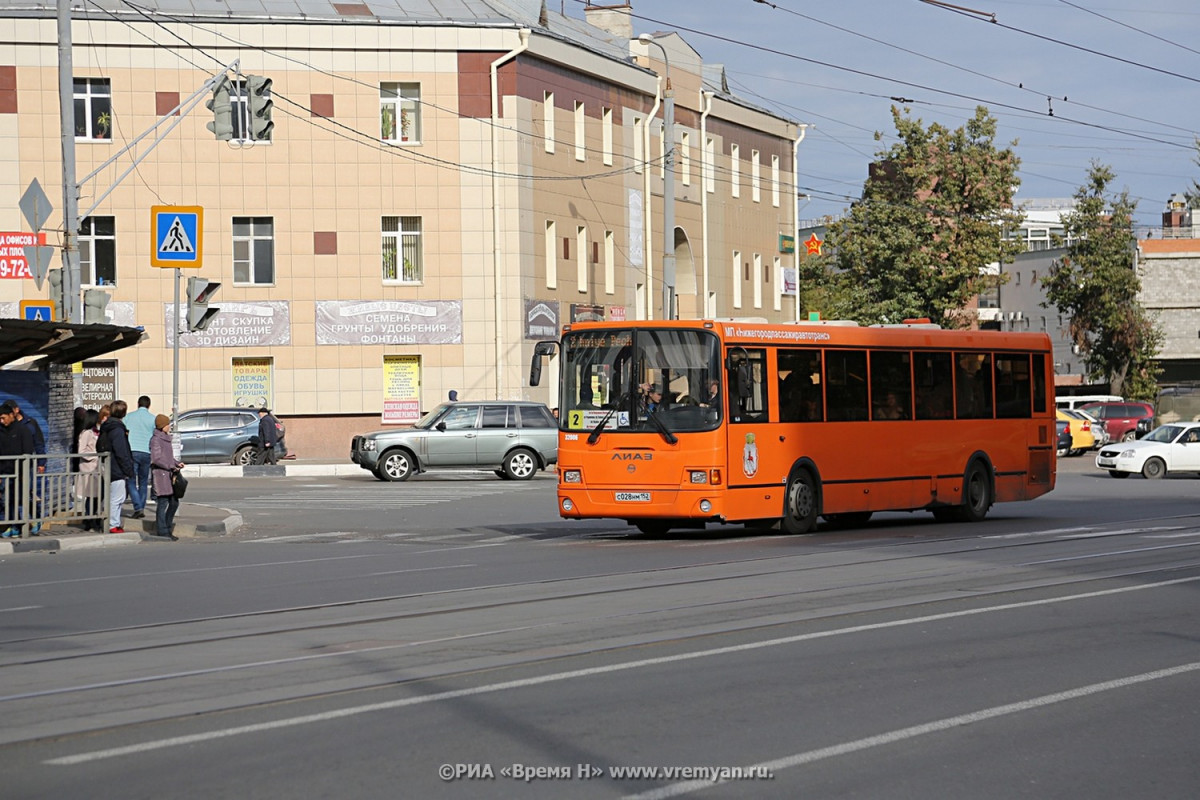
[100,400,136,534]
[124,395,155,519]
[1,403,35,538]
[256,407,280,465]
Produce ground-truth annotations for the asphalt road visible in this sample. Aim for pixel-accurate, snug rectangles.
[3,457,1200,799]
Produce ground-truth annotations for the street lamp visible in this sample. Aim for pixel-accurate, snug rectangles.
[638,33,675,320]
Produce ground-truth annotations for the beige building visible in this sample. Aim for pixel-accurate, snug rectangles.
[0,1,803,459]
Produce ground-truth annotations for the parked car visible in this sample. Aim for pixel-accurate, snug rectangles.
[350,400,558,481]
[1056,419,1072,458]
[1072,407,1109,447]
[1080,401,1156,442]
[1096,422,1200,479]
[176,407,286,465]
[1055,394,1122,411]
[1056,409,1095,456]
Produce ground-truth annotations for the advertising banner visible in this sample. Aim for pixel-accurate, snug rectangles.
[0,232,47,279]
[316,300,462,345]
[232,357,273,409]
[166,301,291,348]
[525,299,559,339]
[382,355,422,424]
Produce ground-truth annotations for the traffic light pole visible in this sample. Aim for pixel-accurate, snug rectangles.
[172,266,181,423]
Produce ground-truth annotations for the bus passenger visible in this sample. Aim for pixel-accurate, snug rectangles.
[875,391,905,420]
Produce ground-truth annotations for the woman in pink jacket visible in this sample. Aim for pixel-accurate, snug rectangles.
[149,414,185,540]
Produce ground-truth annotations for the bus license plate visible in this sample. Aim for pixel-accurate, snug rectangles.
[615,492,651,502]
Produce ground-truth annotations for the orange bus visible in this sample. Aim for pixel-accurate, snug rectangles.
[531,318,1056,535]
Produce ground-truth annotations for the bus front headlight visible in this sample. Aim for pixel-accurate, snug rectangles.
[563,469,582,483]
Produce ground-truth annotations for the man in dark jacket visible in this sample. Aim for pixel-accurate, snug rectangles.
[1,402,36,538]
[99,399,136,533]
[256,407,279,465]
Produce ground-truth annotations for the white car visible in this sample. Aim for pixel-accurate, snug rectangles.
[1096,422,1200,479]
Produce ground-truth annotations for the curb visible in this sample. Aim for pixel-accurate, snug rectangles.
[1,504,243,555]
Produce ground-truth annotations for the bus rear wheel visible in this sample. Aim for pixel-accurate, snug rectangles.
[781,471,818,534]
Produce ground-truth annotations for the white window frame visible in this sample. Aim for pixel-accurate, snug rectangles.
[732,250,742,309]
[74,78,112,141]
[753,253,763,308]
[731,144,741,199]
[705,137,715,194]
[680,131,691,186]
[544,92,555,154]
[546,220,557,289]
[576,225,588,292]
[602,107,613,166]
[79,215,116,286]
[633,116,644,174]
[773,256,783,311]
[380,82,420,144]
[604,230,615,294]
[574,101,586,162]
[382,216,422,284]
[752,149,761,203]
[232,216,275,286]
[771,154,780,207]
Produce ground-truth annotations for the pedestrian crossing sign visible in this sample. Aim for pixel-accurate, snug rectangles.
[150,205,203,268]
[19,300,55,321]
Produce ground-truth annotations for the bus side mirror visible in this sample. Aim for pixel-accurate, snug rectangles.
[529,341,558,386]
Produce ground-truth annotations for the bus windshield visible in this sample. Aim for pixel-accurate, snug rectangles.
[561,327,723,434]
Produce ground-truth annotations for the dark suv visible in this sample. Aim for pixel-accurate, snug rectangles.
[350,401,558,481]
[176,407,287,464]
[1080,401,1155,443]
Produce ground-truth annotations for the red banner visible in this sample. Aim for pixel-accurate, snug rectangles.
[0,232,48,279]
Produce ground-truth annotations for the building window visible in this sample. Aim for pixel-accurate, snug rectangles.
[771,154,780,207]
[380,83,420,143]
[232,217,274,285]
[74,78,111,141]
[545,220,557,289]
[604,230,615,294]
[633,116,644,174]
[382,216,422,283]
[576,226,587,292]
[544,92,555,154]
[731,144,741,198]
[752,149,761,203]
[705,137,715,194]
[732,250,742,308]
[753,253,763,308]
[680,131,691,186]
[773,256,783,311]
[574,101,585,162]
[79,216,116,286]
[602,107,613,166]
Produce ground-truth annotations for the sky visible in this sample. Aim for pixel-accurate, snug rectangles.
[566,0,1200,231]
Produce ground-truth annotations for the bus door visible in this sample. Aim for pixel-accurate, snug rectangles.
[725,347,781,518]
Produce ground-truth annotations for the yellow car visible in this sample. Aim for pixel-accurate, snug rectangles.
[1056,409,1095,456]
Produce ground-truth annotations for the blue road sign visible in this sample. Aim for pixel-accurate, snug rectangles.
[20,300,55,321]
[151,205,204,268]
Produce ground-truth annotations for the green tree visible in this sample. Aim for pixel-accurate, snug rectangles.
[1042,163,1161,399]
[807,106,1024,327]
[1187,136,1200,209]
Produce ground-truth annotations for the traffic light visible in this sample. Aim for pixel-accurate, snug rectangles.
[83,289,111,324]
[47,268,64,320]
[246,75,274,141]
[186,276,221,332]
[206,76,234,141]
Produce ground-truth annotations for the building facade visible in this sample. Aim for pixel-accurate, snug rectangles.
[0,1,803,458]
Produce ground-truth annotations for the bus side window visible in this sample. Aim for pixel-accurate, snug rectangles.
[915,352,954,420]
[729,349,768,423]
[955,352,993,419]
[826,350,868,421]
[779,348,823,422]
[994,353,1032,418]
[870,350,912,421]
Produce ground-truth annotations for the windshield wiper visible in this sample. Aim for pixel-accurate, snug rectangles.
[587,391,631,445]
[646,408,678,444]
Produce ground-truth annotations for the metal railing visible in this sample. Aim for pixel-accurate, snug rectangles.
[1,452,112,536]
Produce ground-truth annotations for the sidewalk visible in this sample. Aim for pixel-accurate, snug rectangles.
[0,501,243,556]
[1,459,350,556]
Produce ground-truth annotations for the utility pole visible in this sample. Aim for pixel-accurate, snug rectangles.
[639,34,676,320]
[57,0,80,323]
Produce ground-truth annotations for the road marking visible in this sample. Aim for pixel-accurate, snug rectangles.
[1021,541,1200,565]
[45,574,1200,766]
[246,532,359,543]
[624,660,1200,799]
[1058,526,1188,539]
[364,564,476,577]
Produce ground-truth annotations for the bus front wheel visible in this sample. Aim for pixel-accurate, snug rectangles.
[782,471,819,535]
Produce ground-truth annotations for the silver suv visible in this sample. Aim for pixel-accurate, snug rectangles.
[350,401,558,481]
